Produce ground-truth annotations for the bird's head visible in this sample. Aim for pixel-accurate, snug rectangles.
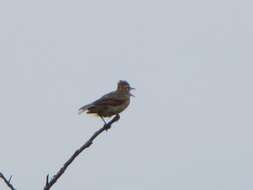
[117,80,135,96]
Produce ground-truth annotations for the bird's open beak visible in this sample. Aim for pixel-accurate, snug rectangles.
[129,87,135,97]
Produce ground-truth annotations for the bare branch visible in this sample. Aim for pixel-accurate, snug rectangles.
[0,172,16,190]
[43,114,120,190]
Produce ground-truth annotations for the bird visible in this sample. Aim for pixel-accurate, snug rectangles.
[78,80,134,124]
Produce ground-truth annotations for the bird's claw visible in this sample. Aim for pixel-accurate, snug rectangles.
[103,114,120,131]
[104,123,111,131]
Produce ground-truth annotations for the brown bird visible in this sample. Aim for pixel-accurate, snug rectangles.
[79,80,134,124]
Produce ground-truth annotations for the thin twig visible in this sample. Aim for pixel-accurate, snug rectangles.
[0,172,16,190]
[43,114,120,190]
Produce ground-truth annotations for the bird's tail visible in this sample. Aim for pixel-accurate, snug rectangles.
[78,104,93,114]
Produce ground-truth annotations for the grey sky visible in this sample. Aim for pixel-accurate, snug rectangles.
[1,0,253,189]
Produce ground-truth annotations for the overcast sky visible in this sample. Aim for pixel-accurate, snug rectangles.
[1,0,253,189]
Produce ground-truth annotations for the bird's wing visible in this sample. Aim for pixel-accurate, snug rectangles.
[79,92,115,111]
[92,92,125,107]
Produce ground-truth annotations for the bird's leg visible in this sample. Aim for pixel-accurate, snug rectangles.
[99,115,107,125]
[100,116,111,131]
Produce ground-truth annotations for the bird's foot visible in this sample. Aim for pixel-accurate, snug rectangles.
[104,123,111,131]
[103,114,120,131]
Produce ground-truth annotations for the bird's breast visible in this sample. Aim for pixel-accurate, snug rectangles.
[110,99,130,113]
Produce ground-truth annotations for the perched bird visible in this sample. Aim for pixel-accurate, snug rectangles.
[79,80,134,123]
